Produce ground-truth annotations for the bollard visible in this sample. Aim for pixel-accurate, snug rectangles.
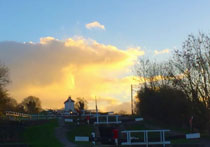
[91,132,96,145]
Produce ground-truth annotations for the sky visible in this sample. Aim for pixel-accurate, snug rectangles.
[0,0,210,113]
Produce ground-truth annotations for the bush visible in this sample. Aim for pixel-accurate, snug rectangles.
[136,86,191,127]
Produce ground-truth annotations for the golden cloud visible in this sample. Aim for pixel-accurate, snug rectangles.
[154,49,170,55]
[0,37,144,112]
[85,21,105,30]
[104,101,131,114]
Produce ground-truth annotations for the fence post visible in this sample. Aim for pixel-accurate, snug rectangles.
[96,114,99,124]
[106,115,108,124]
[146,130,148,147]
[163,131,165,147]
[128,131,131,144]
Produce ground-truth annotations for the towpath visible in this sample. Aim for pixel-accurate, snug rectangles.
[55,117,77,147]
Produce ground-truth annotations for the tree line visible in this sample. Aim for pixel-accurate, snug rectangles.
[135,33,210,132]
[0,64,42,115]
[0,63,88,115]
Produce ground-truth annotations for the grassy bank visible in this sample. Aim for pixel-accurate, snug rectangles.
[23,119,62,147]
[67,123,93,146]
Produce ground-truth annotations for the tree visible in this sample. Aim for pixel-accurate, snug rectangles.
[135,59,171,89]
[170,33,210,106]
[136,86,191,126]
[16,104,25,113]
[75,97,88,113]
[135,33,210,130]
[19,96,42,114]
[0,63,15,114]
[0,63,9,88]
[169,33,210,129]
[0,96,17,113]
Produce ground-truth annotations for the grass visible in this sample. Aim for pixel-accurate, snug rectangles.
[201,132,210,139]
[143,119,192,134]
[67,123,94,146]
[123,122,167,141]
[124,122,147,130]
[142,119,209,144]
[23,119,62,147]
[123,121,200,144]
[171,138,200,144]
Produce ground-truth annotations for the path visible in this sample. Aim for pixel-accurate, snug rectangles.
[55,117,77,147]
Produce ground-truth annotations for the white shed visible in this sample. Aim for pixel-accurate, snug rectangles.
[64,96,75,112]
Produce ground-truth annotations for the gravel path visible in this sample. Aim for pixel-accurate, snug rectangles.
[55,117,77,147]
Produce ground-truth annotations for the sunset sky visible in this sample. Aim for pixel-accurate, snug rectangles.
[0,0,210,113]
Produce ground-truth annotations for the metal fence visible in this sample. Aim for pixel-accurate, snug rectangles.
[121,129,170,147]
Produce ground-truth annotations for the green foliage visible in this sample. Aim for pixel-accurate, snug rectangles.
[23,120,62,147]
[0,62,43,115]
[67,123,93,146]
[0,63,18,114]
[0,95,17,113]
[124,122,147,130]
[191,102,210,131]
[135,33,210,132]
[136,86,191,127]
[19,96,42,114]
[75,97,88,113]
[170,33,210,130]
[171,138,200,144]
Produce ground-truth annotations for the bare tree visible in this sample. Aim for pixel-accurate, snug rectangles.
[134,33,210,130]
[135,58,171,89]
[0,63,9,88]
[171,33,210,108]
[0,62,12,114]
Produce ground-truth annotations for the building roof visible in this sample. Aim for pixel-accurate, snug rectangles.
[64,96,75,104]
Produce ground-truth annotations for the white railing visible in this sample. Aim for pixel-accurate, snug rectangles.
[5,111,31,118]
[31,114,57,120]
[121,130,170,147]
[5,111,58,120]
[94,114,121,124]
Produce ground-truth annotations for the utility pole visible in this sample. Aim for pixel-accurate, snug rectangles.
[131,85,133,115]
[95,96,99,123]
[95,96,98,113]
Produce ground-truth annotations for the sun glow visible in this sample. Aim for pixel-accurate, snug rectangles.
[2,37,144,113]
